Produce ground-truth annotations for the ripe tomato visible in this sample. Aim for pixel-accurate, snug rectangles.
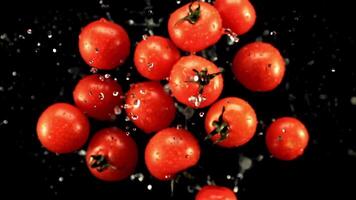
[125,81,176,134]
[168,1,223,53]
[169,55,223,108]
[73,74,123,121]
[86,127,138,181]
[134,35,181,80]
[232,42,285,92]
[36,103,90,154]
[79,18,130,70]
[214,0,256,35]
[145,128,200,180]
[205,97,257,148]
[266,117,309,160]
[196,185,237,200]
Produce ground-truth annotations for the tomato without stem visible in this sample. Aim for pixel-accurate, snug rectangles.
[205,97,257,148]
[214,0,256,35]
[168,1,223,53]
[232,42,285,92]
[266,117,309,160]
[73,74,123,121]
[79,18,130,70]
[145,128,200,181]
[125,81,176,134]
[36,103,90,154]
[169,55,223,108]
[134,35,180,80]
[86,127,138,181]
[196,185,237,200]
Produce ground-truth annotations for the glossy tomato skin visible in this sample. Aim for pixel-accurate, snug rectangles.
[232,42,285,92]
[205,97,257,148]
[196,185,237,200]
[134,36,180,80]
[266,117,309,160]
[86,127,138,181]
[79,18,130,70]
[37,103,90,154]
[214,0,256,35]
[145,128,200,181]
[169,55,223,108]
[73,74,123,121]
[125,81,176,134]
[168,2,223,53]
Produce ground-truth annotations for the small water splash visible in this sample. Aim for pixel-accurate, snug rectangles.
[188,94,206,107]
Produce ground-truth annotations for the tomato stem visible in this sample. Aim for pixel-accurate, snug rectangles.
[205,106,229,143]
[89,154,110,172]
[176,2,201,25]
[189,68,223,95]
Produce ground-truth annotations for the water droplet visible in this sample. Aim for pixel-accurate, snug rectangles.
[147,62,154,71]
[281,128,286,133]
[225,29,239,44]
[331,67,336,72]
[95,48,99,53]
[350,96,356,105]
[226,174,232,180]
[127,19,135,25]
[52,48,57,53]
[104,74,111,79]
[123,104,130,109]
[90,67,98,73]
[37,42,41,47]
[176,124,183,129]
[192,75,199,82]
[114,106,122,115]
[176,0,181,4]
[48,32,53,38]
[142,34,148,40]
[89,60,94,65]
[58,177,64,182]
[1,119,8,125]
[139,89,146,95]
[188,94,206,107]
[233,186,238,193]
[199,112,205,117]
[256,155,264,162]
[78,149,86,156]
[125,116,130,122]
[12,71,17,76]
[27,29,32,34]
[239,156,252,171]
[19,34,25,39]
[133,99,141,108]
[113,91,119,96]
[147,184,152,190]
[99,76,105,81]
[131,114,139,120]
[98,92,105,100]
[258,132,264,136]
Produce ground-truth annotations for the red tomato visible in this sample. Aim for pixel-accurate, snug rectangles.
[266,117,309,160]
[79,18,130,70]
[196,185,237,200]
[214,0,256,35]
[205,97,257,148]
[168,1,223,53]
[232,42,285,92]
[86,127,138,181]
[125,81,176,134]
[134,35,181,80]
[36,103,90,154]
[145,128,200,181]
[73,74,123,121]
[169,55,223,108]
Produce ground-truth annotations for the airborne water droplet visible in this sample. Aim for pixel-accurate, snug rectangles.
[199,112,205,117]
[90,67,98,73]
[114,106,122,115]
[104,74,111,79]
[27,29,32,34]
[142,34,148,40]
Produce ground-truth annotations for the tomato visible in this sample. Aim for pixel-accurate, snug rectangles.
[169,55,223,108]
[168,1,223,53]
[266,117,309,160]
[214,0,256,35]
[196,185,237,200]
[79,18,130,70]
[36,103,90,154]
[86,127,138,181]
[125,81,176,134]
[145,128,200,180]
[73,74,123,121]
[232,42,285,92]
[205,97,257,148]
[134,35,181,80]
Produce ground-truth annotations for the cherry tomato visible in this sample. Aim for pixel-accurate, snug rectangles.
[266,117,309,160]
[232,42,285,92]
[86,127,138,181]
[37,103,90,154]
[214,0,256,35]
[169,55,223,108]
[168,1,223,53]
[125,81,176,134]
[205,97,257,148]
[73,74,123,121]
[145,128,200,181]
[196,185,237,200]
[134,35,181,80]
[79,18,130,70]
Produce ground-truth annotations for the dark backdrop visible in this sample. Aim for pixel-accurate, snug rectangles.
[1,0,355,199]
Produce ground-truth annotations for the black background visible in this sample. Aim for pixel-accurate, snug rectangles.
[1,0,356,199]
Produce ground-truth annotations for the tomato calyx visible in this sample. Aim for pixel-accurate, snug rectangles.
[190,68,222,95]
[205,106,229,143]
[89,154,110,172]
[177,2,201,25]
